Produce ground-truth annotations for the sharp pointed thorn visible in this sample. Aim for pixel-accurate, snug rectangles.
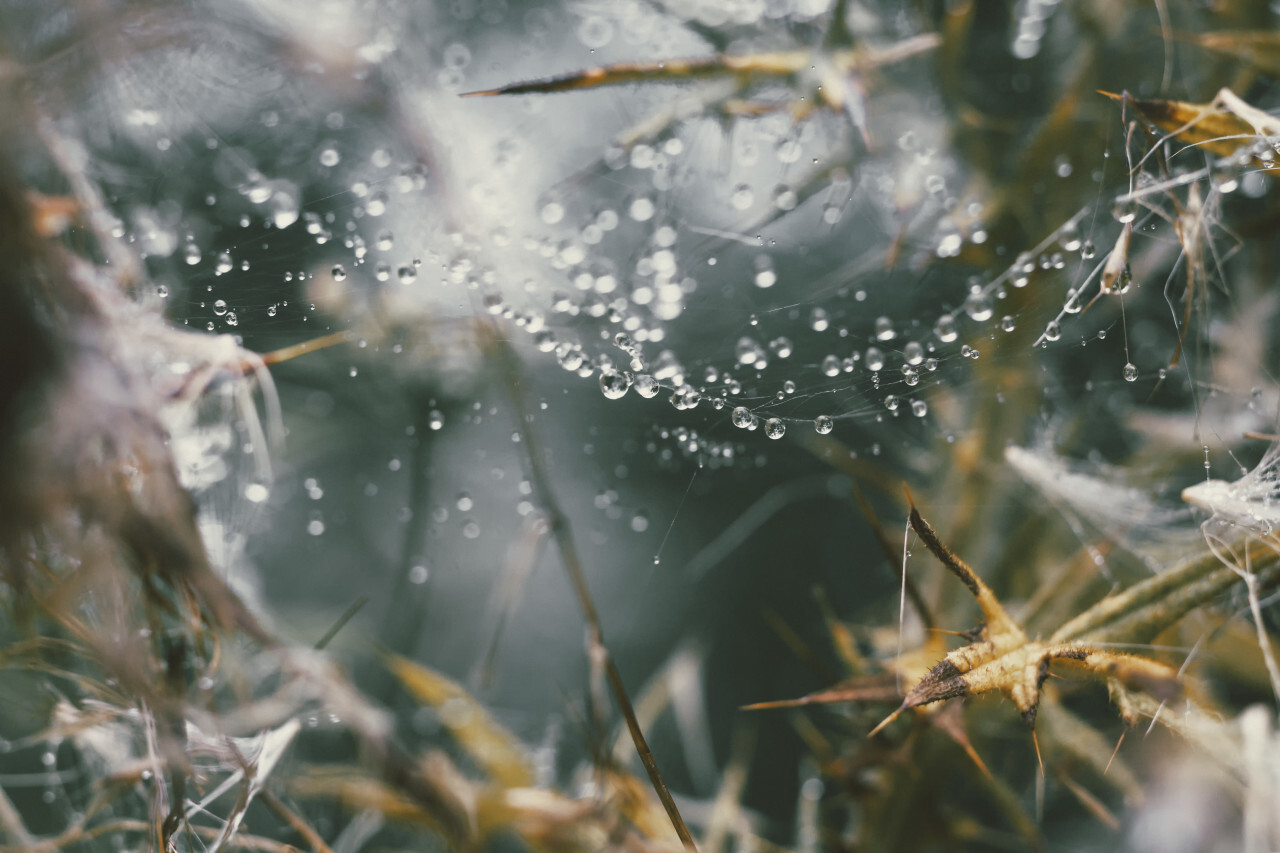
[868,706,904,738]
[460,88,502,98]
[742,699,802,710]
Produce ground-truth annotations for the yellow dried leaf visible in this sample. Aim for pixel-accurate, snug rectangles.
[1100,89,1279,166]
[384,652,533,789]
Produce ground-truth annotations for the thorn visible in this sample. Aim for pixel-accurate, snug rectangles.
[459,88,503,98]
[1032,729,1046,824]
[742,699,804,710]
[902,482,916,509]
[868,705,904,738]
[1104,729,1126,776]
[1145,699,1167,735]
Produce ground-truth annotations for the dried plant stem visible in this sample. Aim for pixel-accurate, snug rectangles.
[487,328,698,851]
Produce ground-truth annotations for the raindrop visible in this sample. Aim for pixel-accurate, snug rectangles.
[634,374,660,398]
[933,314,958,343]
[599,369,632,399]
[964,290,993,322]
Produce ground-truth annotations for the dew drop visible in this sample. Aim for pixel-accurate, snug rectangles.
[964,290,993,322]
[911,399,928,417]
[599,369,632,399]
[1123,362,1138,382]
[331,264,347,281]
[634,374,660,398]
[814,415,833,434]
[732,406,753,428]
[933,314,958,343]
[764,418,786,439]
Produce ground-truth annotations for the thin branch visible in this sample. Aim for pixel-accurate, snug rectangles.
[487,327,698,851]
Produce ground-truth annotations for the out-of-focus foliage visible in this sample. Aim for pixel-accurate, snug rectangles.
[3,1,1280,852]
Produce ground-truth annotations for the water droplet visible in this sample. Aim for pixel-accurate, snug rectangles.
[1080,239,1096,259]
[331,264,347,281]
[821,355,840,377]
[911,399,928,417]
[184,243,201,265]
[398,266,417,284]
[933,314,958,343]
[732,407,753,428]
[964,290,993,322]
[634,374,660,398]
[814,415,833,434]
[1123,362,1138,382]
[212,299,228,316]
[1044,320,1061,342]
[730,183,754,210]
[1000,315,1016,332]
[764,418,786,439]
[215,252,233,275]
[903,341,924,365]
[875,316,896,341]
[630,511,650,532]
[810,307,830,332]
[599,369,632,399]
[865,347,885,372]
[541,201,565,224]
